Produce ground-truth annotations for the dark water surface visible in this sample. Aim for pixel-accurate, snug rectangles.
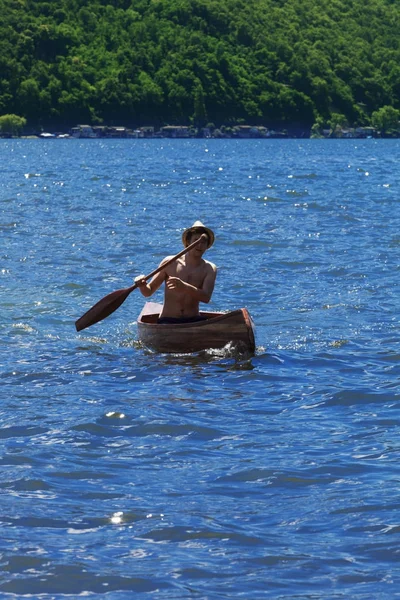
[1,139,400,599]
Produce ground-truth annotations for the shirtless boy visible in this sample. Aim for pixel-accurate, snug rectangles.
[135,221,217,323]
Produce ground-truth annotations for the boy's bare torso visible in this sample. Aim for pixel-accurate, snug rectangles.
[160,256,213,318]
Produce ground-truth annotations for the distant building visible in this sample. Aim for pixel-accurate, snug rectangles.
[106,126,129,138]
[70,125,97,138]
[131,126,156,138]
[92,126,108,137]
[340,128,356,138]
[355,127,377,138]
[161,126,190,138]
[234,125,269,138]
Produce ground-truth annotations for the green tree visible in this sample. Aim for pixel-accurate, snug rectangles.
[193,81,207,127]
[0,114,27,135]
[17,78,41,121]
[328,113,347,137]
[371,105,400,134]
[1,0,400,130]
[310,115,325,138]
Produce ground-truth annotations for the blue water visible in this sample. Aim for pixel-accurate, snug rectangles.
[1,139,400,599]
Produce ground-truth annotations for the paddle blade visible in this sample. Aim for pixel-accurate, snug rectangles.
[75,286,134,332]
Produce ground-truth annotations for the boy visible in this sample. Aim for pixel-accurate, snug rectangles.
[135,221,217,323]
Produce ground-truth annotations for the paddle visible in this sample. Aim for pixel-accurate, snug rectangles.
[75,234,206,332]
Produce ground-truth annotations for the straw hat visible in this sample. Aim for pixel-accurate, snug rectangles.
[182,221,215,248]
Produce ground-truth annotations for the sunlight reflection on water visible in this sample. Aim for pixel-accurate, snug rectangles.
[1,139,400,598]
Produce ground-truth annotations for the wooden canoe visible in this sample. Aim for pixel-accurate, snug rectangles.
[137,302,256,354]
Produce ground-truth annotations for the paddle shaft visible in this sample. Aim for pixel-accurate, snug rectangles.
[75,234,206,332]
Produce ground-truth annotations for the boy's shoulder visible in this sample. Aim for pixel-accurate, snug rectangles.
[203,258,217,272]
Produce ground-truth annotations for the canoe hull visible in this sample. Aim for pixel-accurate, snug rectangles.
[137,302,255,354]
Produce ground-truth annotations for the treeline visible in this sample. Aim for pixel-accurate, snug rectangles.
[1,0,399,132]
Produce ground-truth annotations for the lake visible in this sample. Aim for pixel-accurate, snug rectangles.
[1,138,399,599]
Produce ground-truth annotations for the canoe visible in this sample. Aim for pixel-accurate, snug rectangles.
[137,302,256,354]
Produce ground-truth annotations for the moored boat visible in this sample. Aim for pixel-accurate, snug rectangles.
[137,302,255,354]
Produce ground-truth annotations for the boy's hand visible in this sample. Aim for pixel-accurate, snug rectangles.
[166,276,186,291]
[134,275,147,288]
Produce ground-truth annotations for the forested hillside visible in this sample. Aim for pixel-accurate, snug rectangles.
[1,0,399,131]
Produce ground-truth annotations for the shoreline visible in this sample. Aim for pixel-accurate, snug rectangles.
[2,133,394,140]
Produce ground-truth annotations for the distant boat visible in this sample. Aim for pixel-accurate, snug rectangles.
[137,302,256,354]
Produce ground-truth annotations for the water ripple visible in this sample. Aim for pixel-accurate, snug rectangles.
[1,139,400,599]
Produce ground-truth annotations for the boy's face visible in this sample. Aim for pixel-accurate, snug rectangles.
[188,231,208,254]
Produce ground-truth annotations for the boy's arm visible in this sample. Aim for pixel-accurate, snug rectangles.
[135,256,172,297]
